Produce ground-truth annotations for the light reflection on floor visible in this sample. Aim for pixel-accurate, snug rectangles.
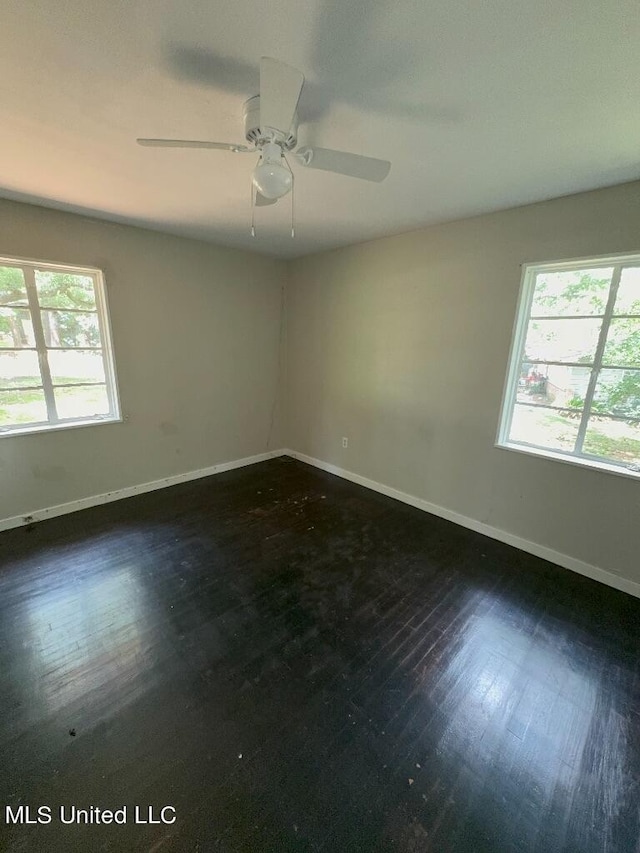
[430,594,602,807]
[18,531,167,717]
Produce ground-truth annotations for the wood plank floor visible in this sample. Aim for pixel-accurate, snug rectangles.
[0,457,639,852]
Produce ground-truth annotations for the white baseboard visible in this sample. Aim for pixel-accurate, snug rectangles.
[0,449,287,533]
[285,449,640,600]
[4,445,638,601]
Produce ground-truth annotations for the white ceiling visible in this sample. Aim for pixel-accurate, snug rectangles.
[1,0,639,259]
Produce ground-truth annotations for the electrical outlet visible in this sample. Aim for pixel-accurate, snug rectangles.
[342,437,348,448]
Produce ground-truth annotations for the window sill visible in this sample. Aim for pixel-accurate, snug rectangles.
[496,440,640,482]
[0,416,123,439]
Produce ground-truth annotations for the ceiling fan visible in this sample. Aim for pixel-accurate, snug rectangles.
[137,57,391,233]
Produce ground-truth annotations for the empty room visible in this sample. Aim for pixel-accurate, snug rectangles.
[1,1,639,851]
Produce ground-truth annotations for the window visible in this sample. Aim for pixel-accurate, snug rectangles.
[498,253,640,476]
[0,257,120,436]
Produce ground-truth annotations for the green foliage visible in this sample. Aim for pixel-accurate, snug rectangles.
[41,310,100,348]
[567,395,584,410]
[0,269,100,348]
[532,271,610,316]
[583,428,640,463]
[0,267,29,346]
[0,269,106,427]
[0,381,105,426]
[0,386,43,404]
[36,272,99,348]
[602,318,640,367]
[0,374,40,390]
[0,386,46,425]
[530,270,640,426]
[592,371,640,419]
[35,272,95,310]
[0,266,27,304]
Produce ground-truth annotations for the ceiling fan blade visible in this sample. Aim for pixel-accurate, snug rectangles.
[297,146,390,182]
[137,138,251,152]
[259,57,304,135]
[255,192,278,207]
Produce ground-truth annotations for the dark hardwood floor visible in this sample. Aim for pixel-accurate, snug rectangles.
[0,457,639,852]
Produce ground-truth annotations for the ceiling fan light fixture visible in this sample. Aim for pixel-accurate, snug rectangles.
[137,56,392,234]
[252,142,293,199]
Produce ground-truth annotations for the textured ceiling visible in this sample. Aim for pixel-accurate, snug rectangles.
[1,0,639,258]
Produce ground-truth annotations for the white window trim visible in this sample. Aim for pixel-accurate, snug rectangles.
[496,250,640,479]
[0,255,122,437]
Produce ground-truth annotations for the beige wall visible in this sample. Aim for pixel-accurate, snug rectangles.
[285,181,640,586]
[3,183,640,588]
[0,198,286,520]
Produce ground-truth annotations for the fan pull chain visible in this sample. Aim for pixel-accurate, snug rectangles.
[250,183,256,237]
[284,152,295,238]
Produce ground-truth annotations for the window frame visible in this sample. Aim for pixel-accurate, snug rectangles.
[0,255,122,437]
[497,251,640,480]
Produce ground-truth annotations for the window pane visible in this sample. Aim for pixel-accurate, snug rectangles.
[0,388,47,427]
[601,318,640,368]
[35,270,96,310]
[516,363,591,411]
[583,416,640,466]
[530,269,612,317]
[0,350,41,388]
[48,350,106,385]
[0,266,28,306]
[523,318,601,364]
[0,308,35,347]
[614,267,640,315]
[591,368,640,419]
[41,310,101,348]
[509,404,579,452]
[54,384,109,420]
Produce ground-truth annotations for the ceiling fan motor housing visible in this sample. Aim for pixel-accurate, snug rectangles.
[243,95,298,150]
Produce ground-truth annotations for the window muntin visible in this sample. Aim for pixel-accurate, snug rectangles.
[498,255,640,474]
[0,258,120,436]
